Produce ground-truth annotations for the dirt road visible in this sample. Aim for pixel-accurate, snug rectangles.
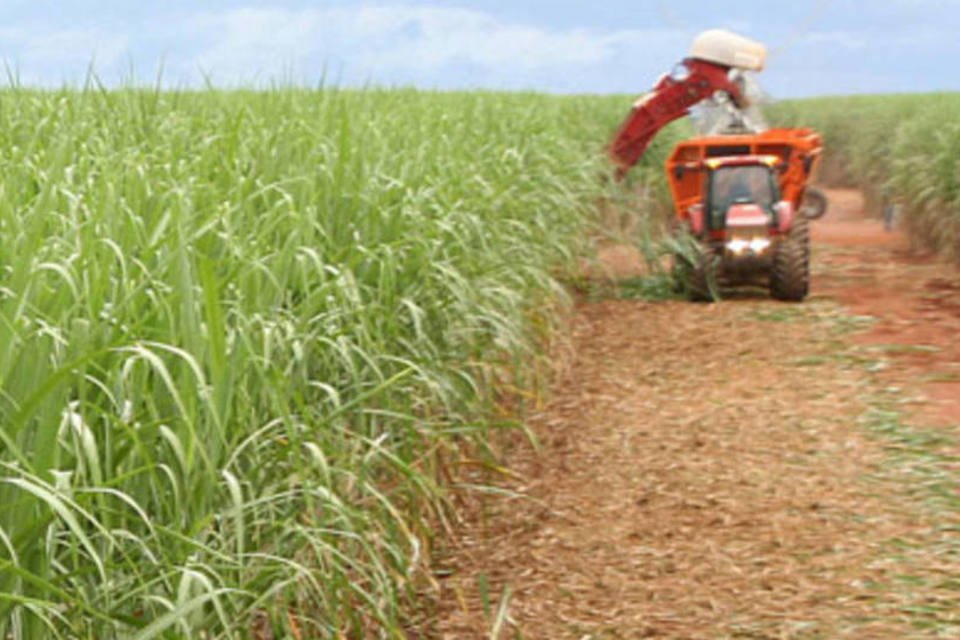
[434,189,960,638]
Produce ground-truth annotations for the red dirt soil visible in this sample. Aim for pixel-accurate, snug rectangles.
[813,189,960,426]
[431,189,960,638]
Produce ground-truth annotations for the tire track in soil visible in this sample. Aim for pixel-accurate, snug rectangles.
[433,189,960,639]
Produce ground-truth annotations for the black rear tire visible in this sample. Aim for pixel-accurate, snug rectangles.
[670,254,686,293]
[770,217,809,301]
[686,250,721,302]
[800,187,828,220]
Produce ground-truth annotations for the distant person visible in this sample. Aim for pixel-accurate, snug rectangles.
[882,186,898,231]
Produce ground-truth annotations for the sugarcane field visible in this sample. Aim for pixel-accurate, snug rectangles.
[0,3,959,639]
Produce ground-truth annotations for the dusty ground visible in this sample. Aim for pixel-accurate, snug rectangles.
[432,189,960,638]
[812,190,960,427]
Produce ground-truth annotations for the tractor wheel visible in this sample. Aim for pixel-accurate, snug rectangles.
[670,253,689,293]
[770,216,809,301]
[800,187,828,220]
[670,249,695,293]
[686,250,720,302]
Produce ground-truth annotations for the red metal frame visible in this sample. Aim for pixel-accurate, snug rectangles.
[608,58,745,179]
[665,129,823,222]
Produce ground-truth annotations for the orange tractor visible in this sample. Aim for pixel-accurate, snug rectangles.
[609,30,826,301]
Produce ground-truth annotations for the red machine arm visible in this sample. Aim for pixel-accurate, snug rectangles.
[609,58,746,179]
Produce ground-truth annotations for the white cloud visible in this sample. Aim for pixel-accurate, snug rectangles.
[0,26,128,84]
[173,6,687,88]
[802,30,866,50]
[1,3,955,95]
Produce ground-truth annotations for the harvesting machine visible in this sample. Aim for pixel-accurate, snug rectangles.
[609,30,827,301]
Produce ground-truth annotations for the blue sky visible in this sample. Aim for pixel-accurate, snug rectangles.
[0,1,957,97]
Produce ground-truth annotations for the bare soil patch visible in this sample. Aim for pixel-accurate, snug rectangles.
[813,189,960,427]
[431,188,960,638]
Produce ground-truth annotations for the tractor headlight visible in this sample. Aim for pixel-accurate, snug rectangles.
[726,231,771,256]
[727,237,750,254]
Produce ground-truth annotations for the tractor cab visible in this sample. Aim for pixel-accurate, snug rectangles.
[708,161,777,226]
[703,156,794,258]
[703,156,780,231]
[684,154,796,257]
